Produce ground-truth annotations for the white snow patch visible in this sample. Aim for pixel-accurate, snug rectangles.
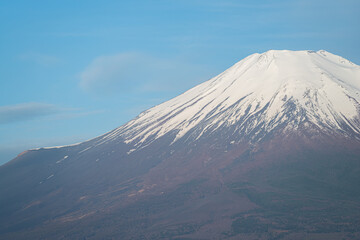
[127,149,136,155]
[56,155,68,164]
[47,174,54,179]
[31,142,83,150]
[79,146,92,154]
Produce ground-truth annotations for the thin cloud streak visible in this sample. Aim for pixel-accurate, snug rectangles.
[0,103,100,124]
[79,52,215,96]
[0,103,59,124]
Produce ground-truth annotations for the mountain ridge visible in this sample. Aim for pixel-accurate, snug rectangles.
[27,50,360,154]
[91,50,360,151]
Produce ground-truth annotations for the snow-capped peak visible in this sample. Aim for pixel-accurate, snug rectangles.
[102,50,360,146]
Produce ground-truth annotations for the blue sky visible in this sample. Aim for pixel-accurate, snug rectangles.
[1,0,359,165]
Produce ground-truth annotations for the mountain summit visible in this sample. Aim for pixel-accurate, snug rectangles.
[99,50,360,147]
[1,50,360,240]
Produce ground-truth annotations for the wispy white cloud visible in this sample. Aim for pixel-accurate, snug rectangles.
[0,103,60,124]
[79,52,215,96]
[0,102,101,124]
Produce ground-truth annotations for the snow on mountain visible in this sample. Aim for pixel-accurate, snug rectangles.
[98,50,360,147]
[5,50,360,240]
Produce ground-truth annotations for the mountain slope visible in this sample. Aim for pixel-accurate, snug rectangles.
[1,50,360,240]
[99,50,360,148]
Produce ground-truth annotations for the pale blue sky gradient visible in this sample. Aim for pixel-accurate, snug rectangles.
[1,0,359,164]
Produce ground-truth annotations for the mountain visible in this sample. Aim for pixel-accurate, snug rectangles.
[1,50,360,240]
